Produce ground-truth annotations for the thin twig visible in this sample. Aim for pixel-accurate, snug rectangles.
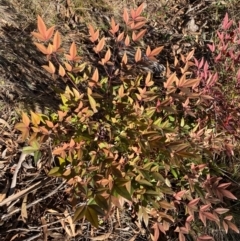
[9,152,30,196]
[1,179,66,220]
[0,177,52,208]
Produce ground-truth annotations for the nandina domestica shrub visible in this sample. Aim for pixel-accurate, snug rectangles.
[15,4,239,241]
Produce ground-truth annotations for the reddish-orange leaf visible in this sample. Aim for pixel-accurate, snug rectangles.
[132,29,147,41]
[58,110,67,122]
[69,138,75,148]
[132,31,137,41]
[180,227,188,234]
[174,190,186,200]
[59,64,66,77]
[92,68,99,82]
[179,232,185,241]
[200,204,211,212]
[164,73,177,89]
[220,189,237,200]
[186,49,195,61]
[197,235,214,241]
[104,48,111,63]
[64,62,72,72]
[31,32,45,41]
[47,44,53,55]
[14,123,29,141]
[146,46,151,56]
[36,15,54,41]
[214,208,229,215]
[110,17,116,29]
[224,215,233,221]
[45,26,55,41]
[135,48,142,62]
[123,8,129,24]
[199,212,207,226]
[22,112,30,127]
[125,35,130,46]
[94,37,105,53]
[42,61,55,74]
[150,46,164,56]
[53,31,61,52]
[34,43,49,55]
[204,212,219,222]
[39,126,49,135]
[218,183,231,189]
[88,24,99,42]
[226,220,240,233]
[70,42,77,59]
[117,32,124,42]
[188,198,200,208]
[134,16,147,22]
[135,2,145,17]
[109,17,119,34]
[121,52,128,64]
[131,21,146,30]
[130,9,136,20]
[186,215,193,222]
[151,223,160,241]
[37,15,47,37]
[45,120,54,128]
[223,220,229,233]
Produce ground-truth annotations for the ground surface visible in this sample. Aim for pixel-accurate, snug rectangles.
[0,0,240,240]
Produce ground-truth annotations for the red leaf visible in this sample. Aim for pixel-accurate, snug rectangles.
[135,48,142,62]
[94,37,105,53]
[42,61,55,74]
[150,46,164,57]
[152,223,160,241]
[123,8,129,24]
[135,2,145,17]
[188,198,200,207]
[53,30,61,52]
[223,220,229,234]
[226,220,240,233]
[219,189,237,200]
[132,29,147,41]
[214,208,229,215]
[37,15,47,38]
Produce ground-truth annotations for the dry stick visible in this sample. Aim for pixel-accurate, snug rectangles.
[9,152,30,196]
[0,177,52,207]
[1,179,66,220]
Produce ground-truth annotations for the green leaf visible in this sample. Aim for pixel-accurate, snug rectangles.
[114,185,132,201]
[145,107,155,119]
[88,94,98,113]
[170,167,179,179]
[114,178,130,186]
[34,151,42,164]
[73,205,86,223]
[95,195,109,211]
[145,190,160,195]
[22,145,39,154]
[48,167,62,177]
[136,179,153,187]
[88,204,105,216]
[152,172,165,182]
[85,205,99,228]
